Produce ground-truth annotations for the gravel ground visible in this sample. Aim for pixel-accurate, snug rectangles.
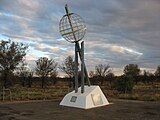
[0,99,160,120]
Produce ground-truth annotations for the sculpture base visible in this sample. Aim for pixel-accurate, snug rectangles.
[60,85,109,109]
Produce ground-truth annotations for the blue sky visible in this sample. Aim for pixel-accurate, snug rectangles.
[0,0,160,75]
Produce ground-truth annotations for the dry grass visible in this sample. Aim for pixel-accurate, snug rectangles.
[103,82,160,101]
[0,82,71,101]
[1,81,160,102]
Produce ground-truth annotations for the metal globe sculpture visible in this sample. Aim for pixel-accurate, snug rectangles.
[59,7,86,43]
[59,4,109,109]
[59,4,90,94]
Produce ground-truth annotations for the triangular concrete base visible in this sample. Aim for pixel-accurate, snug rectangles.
[60,85,109,109]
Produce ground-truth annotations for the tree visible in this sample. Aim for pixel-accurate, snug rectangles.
[60,56,75,78]
[16,61,33,87]
[89,71,96,78]
[50,68,58,85]
[27,69,33,88]
[106,72,115,88]
[124,64,140,84]
[59,56,75,88]
[155,65,160,81]
[16,61,27,87]
[115,75,134,93]
[35,57,58,88]
[95,64,111,85]
[143,70,149,83]
[0,40,28,88]
[89,71,98,85]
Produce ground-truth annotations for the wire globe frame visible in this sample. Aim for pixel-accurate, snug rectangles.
[59,13,87,43]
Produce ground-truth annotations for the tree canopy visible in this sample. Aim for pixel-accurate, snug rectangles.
[124,64,140,76]
[155,65,160,81]
[60,56,75,78]
[95,64,111,77]
[95,64,111,85]
[124,64,140,83]
[155,66,160,76]
[0,40,28,87]
[115,75,134,93]
[0,40,28,72]
[35,57,58,88]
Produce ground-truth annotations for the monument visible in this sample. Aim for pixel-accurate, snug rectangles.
[59,4,109,109]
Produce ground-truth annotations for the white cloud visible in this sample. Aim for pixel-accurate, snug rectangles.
[111,45,143,56]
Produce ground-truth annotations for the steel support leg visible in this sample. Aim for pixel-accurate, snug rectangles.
[76,43,91,86]
[81,41,84,93]
[75,43,79,93]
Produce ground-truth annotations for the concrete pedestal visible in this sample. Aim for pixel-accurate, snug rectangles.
[60,86,109,109]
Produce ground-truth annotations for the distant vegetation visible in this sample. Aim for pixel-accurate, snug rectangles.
[35,57,58,88]
[0,39,160,101]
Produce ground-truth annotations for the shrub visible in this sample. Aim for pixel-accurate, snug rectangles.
[115,75,134,93]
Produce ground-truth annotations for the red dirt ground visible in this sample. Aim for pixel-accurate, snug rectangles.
[0,99,160,120]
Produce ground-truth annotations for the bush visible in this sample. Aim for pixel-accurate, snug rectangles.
[115,75,134,93]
